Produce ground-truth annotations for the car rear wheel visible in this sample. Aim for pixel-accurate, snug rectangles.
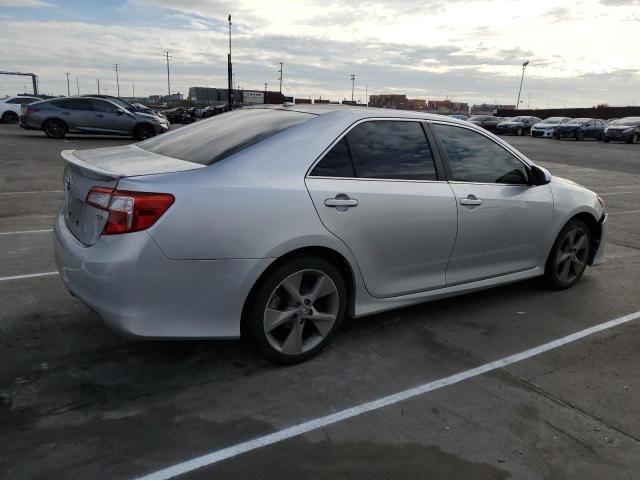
[516,127,523,136]
[545,219,592,290]
[43,119,67,139]
[244,256,347,365]
[2,111,19,124]
[575,131,584,141]
[603,138,610,143]
[628,133,639,145]
[134,123,155,140]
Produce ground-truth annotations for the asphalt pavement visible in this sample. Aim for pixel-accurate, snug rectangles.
[1,125,639,480]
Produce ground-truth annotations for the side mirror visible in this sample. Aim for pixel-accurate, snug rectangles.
[116,109,124,115]
[529,165,551,186]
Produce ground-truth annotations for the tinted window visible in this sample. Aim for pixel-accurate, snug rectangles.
[7,97,36,104]
[139,109,312,165]
[346,121,437,180]
[433,124,529,184]
[91,99,120,113]
[53,99,93,111]
[310,138,355,177]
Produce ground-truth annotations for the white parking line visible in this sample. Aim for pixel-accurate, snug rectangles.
[0,271,58,282]
[132,310,640,480]
[0,229,53,236]
[0,190,63,196]
[608,210,640,215]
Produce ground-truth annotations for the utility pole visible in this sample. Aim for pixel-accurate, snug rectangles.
[96,79,100,95]
[350,74,355,102]
[227,15,233,111]
[264,82,268,104]
[76,76,79,95]
[516,60,529,111]
[113,64,120,97]
[164,51,172,103]
[132,83,135,102]
[65,72,70,96]
[365,84,368,107]
[278,62,283,94]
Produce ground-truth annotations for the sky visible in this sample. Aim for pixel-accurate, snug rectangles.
[0,0,639,107]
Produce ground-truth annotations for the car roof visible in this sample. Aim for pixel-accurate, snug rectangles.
[245,104,471,124]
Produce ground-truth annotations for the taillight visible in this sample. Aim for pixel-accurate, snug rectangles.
[86,187,174,235]
[24,107,40,114]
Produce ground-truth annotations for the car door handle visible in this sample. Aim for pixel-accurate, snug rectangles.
[460,195,483,206]
[325,197,358,208]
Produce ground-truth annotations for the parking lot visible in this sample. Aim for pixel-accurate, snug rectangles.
[2,124,640,480]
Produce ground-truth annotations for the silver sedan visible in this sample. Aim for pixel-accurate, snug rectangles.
[54,105,607,364]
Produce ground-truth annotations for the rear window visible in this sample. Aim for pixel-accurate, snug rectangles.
[138,108,313,165]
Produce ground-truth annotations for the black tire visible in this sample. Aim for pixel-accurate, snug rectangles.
[553,132,560,140]
[244,256,347,365]
[575,131,584,141]
[43,119,67,139]
[603,138,610,143]
[2,111,19,124]
[627,133,639,145]
[545,219,592,290]
[134,123,155,140]
[517,127,523,136]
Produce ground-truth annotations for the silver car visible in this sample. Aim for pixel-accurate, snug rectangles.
[20,96,169,140]
[54,106,607,364]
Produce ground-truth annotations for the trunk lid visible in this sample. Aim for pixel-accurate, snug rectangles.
[61,145,203,245]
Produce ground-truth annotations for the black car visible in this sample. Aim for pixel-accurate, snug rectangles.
[604,117,640,144]
[468,115,502,132]
[554,118,607,141]
[496,116,542,136]
[163,107,195,124]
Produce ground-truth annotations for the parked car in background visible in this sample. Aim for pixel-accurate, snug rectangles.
[82,95,164,120]
[447,114,469,121]
[468,115,502,132]
[604,117,640,144]
[531,117,572,138]
[607,118,620,125]
[54,105,606,364]
[554,118,607,141]
[0,95,40,124]
[163,107,195,124]
[202,105,228,118]
[20,96,169,139]
[496,116,542,136]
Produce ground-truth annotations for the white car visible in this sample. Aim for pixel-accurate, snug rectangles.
[530,117,572,138]
[0,95,40,124]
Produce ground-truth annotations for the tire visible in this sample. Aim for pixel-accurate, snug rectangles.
[517,127,523,136]
[244,256,347,365]
[603,138,610,143]
[43,119,67,139]
[553,133,560,140]
[2,111,19,124]
[134,123,155,140]
[545,219,592,290]
[575,131,584,141]
[627,133,639,145]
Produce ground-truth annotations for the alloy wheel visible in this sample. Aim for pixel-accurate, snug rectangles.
[263,269,339,355]
[555,227,589,284]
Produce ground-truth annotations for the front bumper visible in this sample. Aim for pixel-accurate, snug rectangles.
[591,213,607,266]
[531,128,554,138]
[604,131,633,142]
[54,213,272,338]
[153,122,170,134]
[555,129,579,138]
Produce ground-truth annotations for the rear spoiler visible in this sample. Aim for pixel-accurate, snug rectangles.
[61,150,122,181]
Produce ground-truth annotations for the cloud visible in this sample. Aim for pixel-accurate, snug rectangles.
[0,0,52,6]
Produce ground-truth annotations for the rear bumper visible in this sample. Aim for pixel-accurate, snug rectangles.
[54,213,272,338]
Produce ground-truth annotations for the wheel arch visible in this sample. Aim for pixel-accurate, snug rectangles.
[552,211,603,265]
[240,246,357,339]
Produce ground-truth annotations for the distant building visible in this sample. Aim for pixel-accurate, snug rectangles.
[295,98,312,104]
[427,100,469,114]
[189,86,283,105]
[314,99,330,104]
[369,94,408,109]
[471,103,515,115]
[188,87,219,105]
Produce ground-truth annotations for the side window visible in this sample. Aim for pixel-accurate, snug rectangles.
[432,124,529,184]
[6,98,21,104]
[91,100,119,113]
[54,99,93,110]
[346,120,438,180]
[310,137,355,177]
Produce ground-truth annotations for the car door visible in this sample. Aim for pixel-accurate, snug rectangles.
[430,122,554,286]
[53,98,96,131]
[305,119,458,298]
[89,99,136,134]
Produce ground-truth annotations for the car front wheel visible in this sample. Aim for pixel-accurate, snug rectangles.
[628,133,639,145]
[244,256,347,365]
[134,123,155,140]
[545,219,592,290]
[2,111,19,124]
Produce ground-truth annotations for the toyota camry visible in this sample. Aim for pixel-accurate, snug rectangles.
[55,105,607,364]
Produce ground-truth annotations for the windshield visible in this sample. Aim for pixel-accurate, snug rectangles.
[469,116,489,121]
[568,118,590,125]
[510,116,528,122]
[615,117,640,126]
[138,108,313,165]
[541,117,565,124]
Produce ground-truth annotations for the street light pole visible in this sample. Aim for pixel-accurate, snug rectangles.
[278,62,283,94]
[350,74,355,102]
[227,14,233,111]
[65,72,70,96]
[96,78,100,95]
[76,76,79,95]
[516,60,529,111]
[113,64,120,97]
